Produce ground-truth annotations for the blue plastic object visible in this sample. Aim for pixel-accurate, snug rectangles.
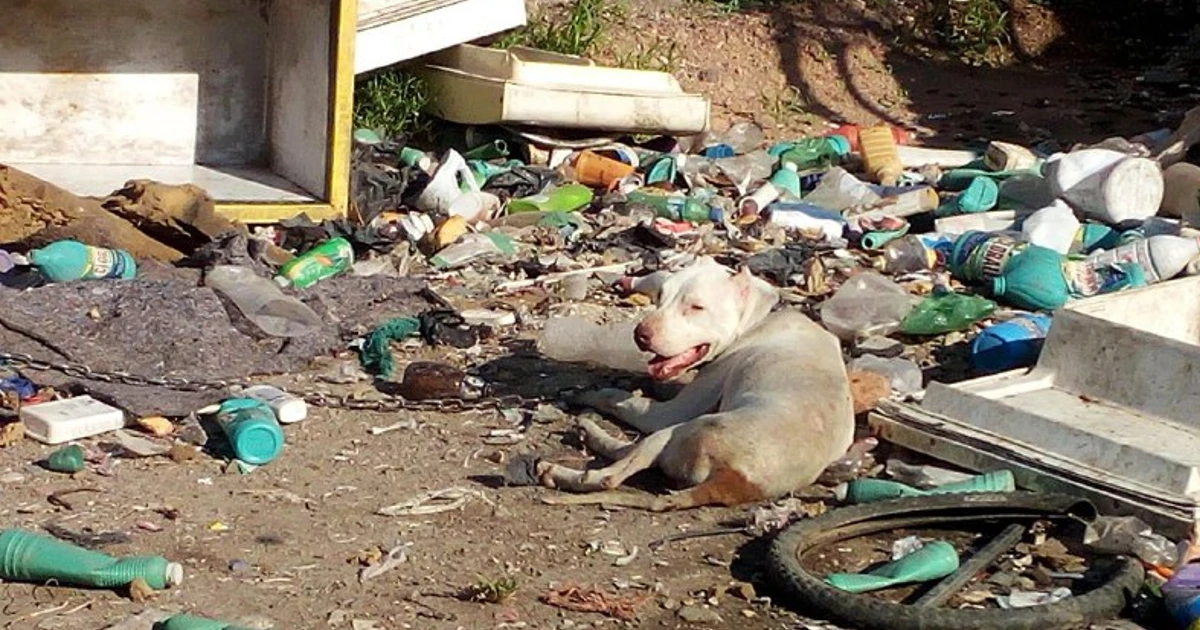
[969,313,1052,372]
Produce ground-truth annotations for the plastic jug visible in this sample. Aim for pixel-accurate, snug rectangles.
[970,313,1052,373]
[29,240,136,282]
[984,141,1039,171]
[205,266,324,338]
[1043,148,1164,224]
[819,272,915,342]
[948,230,1028,284]
[0,528,183,590]
[274,237,354,289]
[1087,234,1200,284]
[215,398,284,465]
[507,184,595,214]
[1021,200,1080,255]
[859,124,904,186]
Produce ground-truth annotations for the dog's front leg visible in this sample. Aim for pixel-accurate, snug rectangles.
[577,367,724,433]
[537,428,676,492]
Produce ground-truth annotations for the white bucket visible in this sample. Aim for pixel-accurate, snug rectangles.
[1043,148,1164,224]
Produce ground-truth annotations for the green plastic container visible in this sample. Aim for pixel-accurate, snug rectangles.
[644,156,678,185]
[936,176,999,216]
[826,541,960,593]
[45,444,86,473]
[993,246,1146,311]
[0,529,182,590]
[215,398,284,466]
[1074,223,1121,255]
[274,237,354,289]
[770,163,803,198]
[774,136,850,169]
[626,190,723,223]
[939,165,1041,191]
[836,470,1016,504]
[900,292,996,335]
[29,240,137,282]
[507,184,595,214]
[157,614,258,630]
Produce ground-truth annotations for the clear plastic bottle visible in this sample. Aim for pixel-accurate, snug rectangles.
[803,167,881,212]
[819,272,915,342]
[1087,234,1200,283]
[428,232,517,269]
[537,317,651,373]
[205,265,324,338]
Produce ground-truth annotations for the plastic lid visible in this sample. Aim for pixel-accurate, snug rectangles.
[826,134,852,157]
[992,276,1007,296]
[165,562,185,587]
[228,418,284,465]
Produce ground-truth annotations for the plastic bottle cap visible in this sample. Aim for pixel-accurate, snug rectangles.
[992,276,1007,296]
[833,482,849,502]
[165,562,185,587]
[826,135,852,157]
[273,275,290,288]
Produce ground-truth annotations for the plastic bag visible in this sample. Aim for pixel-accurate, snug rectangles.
[899,291,995,336]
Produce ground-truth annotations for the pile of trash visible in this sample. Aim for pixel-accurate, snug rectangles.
[3,85,1200,629]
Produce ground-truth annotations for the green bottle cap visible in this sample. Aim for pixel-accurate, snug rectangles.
[992,276,1007,296]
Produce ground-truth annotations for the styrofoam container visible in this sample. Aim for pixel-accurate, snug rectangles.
[22,396,126,444]
[417,45,710,134]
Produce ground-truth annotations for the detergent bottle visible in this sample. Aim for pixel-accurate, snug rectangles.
[948,230,1028,284]
[859,124,905,186]
[1086,235,1200,284]
[28,240,136,282]
[215,398,284,465]
[0,528,183,590]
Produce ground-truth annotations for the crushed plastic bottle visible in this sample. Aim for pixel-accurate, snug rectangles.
[537,317,652,373]
[819,272,915,342]
[848,355,923,395]
[1084,516,1179,568]
[205,265,324,338]
[899,291,996,336]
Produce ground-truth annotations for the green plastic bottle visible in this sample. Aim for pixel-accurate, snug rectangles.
[899,291,996,336]
[626,189,723,223]
[991,245,1147,311]
[157,614,258,630]
[0,529,183,590]
[835,470,1016,504]
[826,541,960,593]
[935,176,999,216]
[215,398,284,466]
[507,184,595,214]
[769,163,803,198]
[274,237,354,289]
[29,240,137,282]
[45,444,86,473]
[773,135,851,170]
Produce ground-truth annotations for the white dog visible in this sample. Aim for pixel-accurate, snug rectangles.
[535,257,856,510]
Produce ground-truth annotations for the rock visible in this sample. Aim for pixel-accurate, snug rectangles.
[847,369,891,415]
[677,605,723,624]
[100,180,238,252]
[854,335,904,358]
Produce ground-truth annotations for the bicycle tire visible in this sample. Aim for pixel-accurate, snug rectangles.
[767,492,1145,630]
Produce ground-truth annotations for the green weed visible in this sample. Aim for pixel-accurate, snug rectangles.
[465,575,519,604]
[612,37,681,72]
[352,70,432,139]
[934,0,1011,65]
[495,0,623,56]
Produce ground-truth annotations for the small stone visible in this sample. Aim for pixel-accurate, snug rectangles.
[229,559,251,573]
[677,605,723,624]
[855,335,904,358]
[175,414,208,446]
[732,583,756,601]
[661,598,681,611]
[0,471,26,484]
[561,274,589,301]
[740,609,757,618]
[136,415,174,437]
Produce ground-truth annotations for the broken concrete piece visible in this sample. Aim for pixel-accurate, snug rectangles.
[0,165,183,262]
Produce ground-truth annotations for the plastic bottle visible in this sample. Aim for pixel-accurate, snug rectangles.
[215,398,284,466]
[803,167,882,212]
[970,313,1052,372]
[885,459,974,489]
[738,182,782,217]
[819,272,915,342]
[847,355,923,395]
[429,232,517,269]
[899,291,996,336]
[241,385,307,424]
[765,202,846,241]
[1163,564,1200,629]
[0,528,183,590]
[825,541,959,594]
[826,124,908,153]
[775,136,851,170]
[936,176,999,216]
[206,266,324,338]
[1042,148,1164,224]
[573,151,636,189]
[1021,200,1080,255]
[507,183,594,213]
[948,230,1028,284]
[626,189,723,223]
[28,240,136,282]
[537,317,651,373]
[984,141,1039,172]
[859,124,905,186]
[158,614,256,630]
[878,233,953,274]
[834,470,1016,504]
[1086,235,1200,284]
[274,237,355,289]
[850,187,940,220]
[991,245,1145,311]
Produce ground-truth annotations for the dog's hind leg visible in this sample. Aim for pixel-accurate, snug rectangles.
[542,466,768,511]
[577,367,725,434]
[577,416,634,461]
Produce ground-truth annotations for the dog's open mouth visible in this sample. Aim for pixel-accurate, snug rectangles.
[647,344,710,381]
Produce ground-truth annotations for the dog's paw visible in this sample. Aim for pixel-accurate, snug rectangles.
[573,388,633,413]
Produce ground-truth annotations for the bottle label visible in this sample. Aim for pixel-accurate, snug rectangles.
[1088,240,1158,283]
[84,247,128,280]
[954,233,1025,282]
[1064,260,1139,297]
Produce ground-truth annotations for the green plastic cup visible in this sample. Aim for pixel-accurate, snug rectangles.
[216,398,284,465]
[157,613,258,630]
[0,529,182,590]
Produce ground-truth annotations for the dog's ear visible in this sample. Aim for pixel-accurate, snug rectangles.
[732,265,754,303]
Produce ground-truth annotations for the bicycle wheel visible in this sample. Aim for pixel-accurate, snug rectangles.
[768,492,1145,630]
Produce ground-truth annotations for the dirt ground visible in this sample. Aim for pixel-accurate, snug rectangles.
[3,0,1198,628]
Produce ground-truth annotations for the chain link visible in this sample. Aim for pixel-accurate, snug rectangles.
[0,351,545,413]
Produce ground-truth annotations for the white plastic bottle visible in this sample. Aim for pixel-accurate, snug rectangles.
[1087,235,1200,283]
[1042,148,1164,224]
[1021,200,1080,255]
[241,385,308,424]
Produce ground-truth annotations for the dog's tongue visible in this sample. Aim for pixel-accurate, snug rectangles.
[647,346,705,381]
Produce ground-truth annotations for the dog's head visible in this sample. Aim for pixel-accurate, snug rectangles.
[634,257,779,381]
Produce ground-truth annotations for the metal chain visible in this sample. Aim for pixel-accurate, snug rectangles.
[0,351,544,413]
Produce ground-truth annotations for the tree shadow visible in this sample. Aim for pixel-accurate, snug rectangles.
[762,0,1200,147]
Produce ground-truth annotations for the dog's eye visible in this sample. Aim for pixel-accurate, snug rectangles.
[688,303,705,312]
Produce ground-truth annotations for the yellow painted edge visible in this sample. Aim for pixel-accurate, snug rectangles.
[326,0,358,220]
[215,202,340,224]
